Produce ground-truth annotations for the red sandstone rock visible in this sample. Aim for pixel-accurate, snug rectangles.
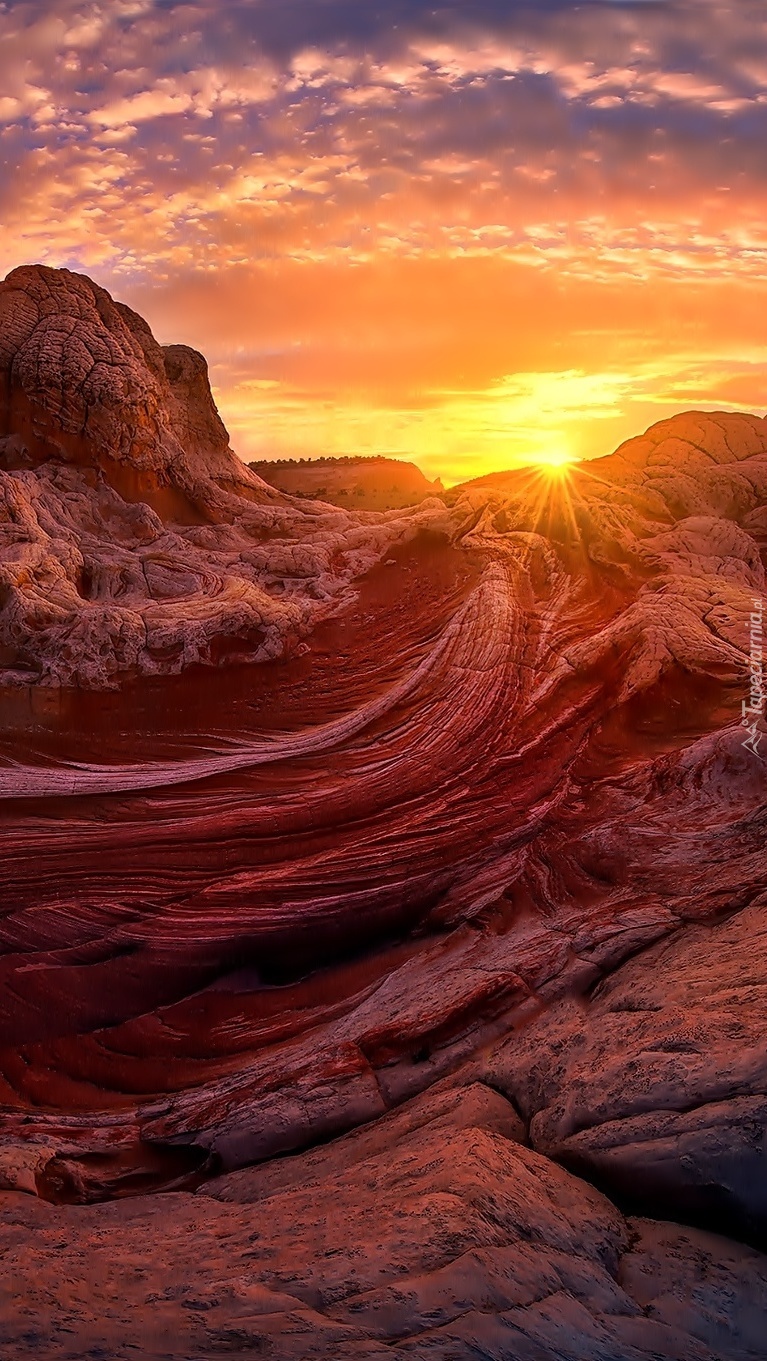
[2,268,767,1357]
[485,901,767,1241]
[1,1102,766,1359]
[0,265,451,687]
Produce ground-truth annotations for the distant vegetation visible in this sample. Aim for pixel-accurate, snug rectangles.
[253,455,406,467]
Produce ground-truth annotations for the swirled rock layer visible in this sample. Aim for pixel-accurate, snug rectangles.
[1,267,767,1358]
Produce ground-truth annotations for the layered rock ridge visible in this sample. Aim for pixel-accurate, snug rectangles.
[1,268,767,1359]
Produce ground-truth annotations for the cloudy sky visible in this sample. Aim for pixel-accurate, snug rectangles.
[2,0,767,480]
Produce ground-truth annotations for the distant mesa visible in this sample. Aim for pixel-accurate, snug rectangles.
[250,455,445,510]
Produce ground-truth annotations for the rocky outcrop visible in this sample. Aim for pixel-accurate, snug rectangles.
[2,268,767,1357]
[0,265,449,686]
[486,902,767,1244]
[2,1093,767,1359]
[0,266,235,495]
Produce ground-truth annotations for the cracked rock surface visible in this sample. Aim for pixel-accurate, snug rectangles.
[2,1093,767,1359]
[0,264,448,687]
[1,267,767,1358]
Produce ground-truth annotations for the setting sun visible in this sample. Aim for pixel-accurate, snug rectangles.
[3,3,766,484]
[532,454,577,473]
[2,2,767,1352]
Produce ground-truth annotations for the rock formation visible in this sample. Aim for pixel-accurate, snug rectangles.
[4,1097,767,1360]
[1,266,767,1358]
[0,265,447,687]
[250,455,445,510]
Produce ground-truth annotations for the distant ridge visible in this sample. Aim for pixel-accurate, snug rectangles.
[250,455,444,510]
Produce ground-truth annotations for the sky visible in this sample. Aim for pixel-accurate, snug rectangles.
[1,0,767,482]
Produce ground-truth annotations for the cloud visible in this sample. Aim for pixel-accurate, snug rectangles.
[1,0,766,478]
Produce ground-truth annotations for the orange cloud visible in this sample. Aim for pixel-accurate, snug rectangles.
[1,0,766,482]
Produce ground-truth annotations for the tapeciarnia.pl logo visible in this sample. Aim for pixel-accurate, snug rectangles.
[742,598,765,759]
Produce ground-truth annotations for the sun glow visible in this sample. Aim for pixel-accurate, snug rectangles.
[507,454,608,552]
[533,453,576,474]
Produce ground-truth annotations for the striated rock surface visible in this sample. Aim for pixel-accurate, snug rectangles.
[1,267,767,1357]
[0,265,449,687]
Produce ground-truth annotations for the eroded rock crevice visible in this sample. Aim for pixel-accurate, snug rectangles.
[1,267,766,1359]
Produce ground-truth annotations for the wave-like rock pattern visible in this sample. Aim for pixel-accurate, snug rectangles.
[1,268,767,1358]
